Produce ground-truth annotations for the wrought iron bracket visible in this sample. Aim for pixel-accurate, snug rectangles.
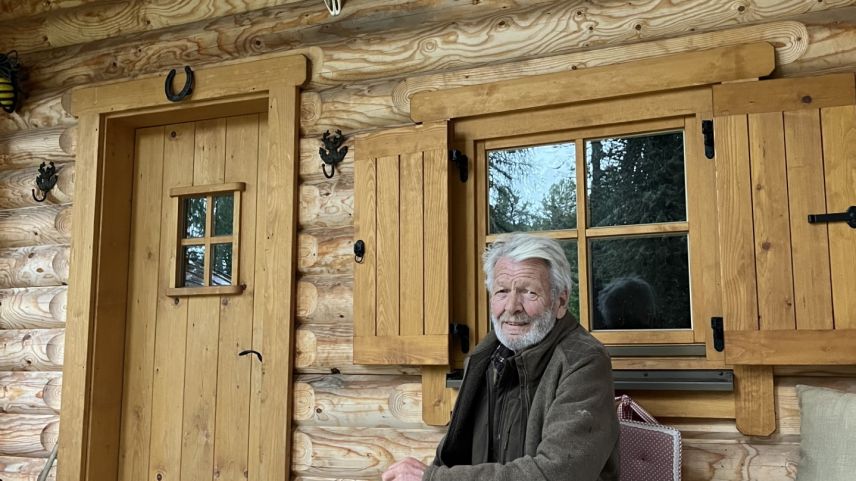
[711,317,725,352]
[32,161,58,202]
[702,120,715,159]
[449,149,468,182]
[320,129,348,179]
[808,206,856,229]
[450,323,470,354]
[165,66,194,102]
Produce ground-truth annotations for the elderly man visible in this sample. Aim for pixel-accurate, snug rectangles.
[382,233,619,481]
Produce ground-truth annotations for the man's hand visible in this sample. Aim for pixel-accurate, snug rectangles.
[381,457,427,481]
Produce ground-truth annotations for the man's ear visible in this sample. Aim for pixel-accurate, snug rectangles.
[555,289,569,318]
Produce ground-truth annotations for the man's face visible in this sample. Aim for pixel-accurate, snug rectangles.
[489,257,567,351]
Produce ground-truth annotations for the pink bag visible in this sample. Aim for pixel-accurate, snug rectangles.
[615,395,682,481]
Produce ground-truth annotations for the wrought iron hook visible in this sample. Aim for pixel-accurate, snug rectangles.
[32,161,58,203]
[165,66,194,102]
[239,349,263,362]
[322,163,336,179]
[319,129,348,179]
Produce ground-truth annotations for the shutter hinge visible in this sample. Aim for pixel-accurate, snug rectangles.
[449,149,468,182]
[450,323,470,354]
[701,120,715,159]
[711,317,725,352]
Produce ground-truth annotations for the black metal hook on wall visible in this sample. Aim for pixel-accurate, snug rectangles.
[165,66,194,102]
[319,129,348,179]
[32,161,58,203]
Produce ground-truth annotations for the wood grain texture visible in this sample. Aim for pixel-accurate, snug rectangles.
[681,436,799,481]
[714,73,856,115]
[0,372,62,415]
[0,329,64,372]
[294,323,418,376]
[297,227,354,276]
[0,287,66,329]
[0,245,69,289]
[0,164,74,209]
[299,136,353,182]
[0,0,97,22]
[0,414,58,458]
[298,176,353,229]
[296,275,352,325]
[0,89,75,132]
[726,329,856,364]
[0,128,76,170]
[0,205,72,249]
[775,375,856,435]
[0,455,58,481]
[734,365,775,436]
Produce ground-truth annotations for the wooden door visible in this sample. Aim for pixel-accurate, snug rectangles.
[119,113,267,481]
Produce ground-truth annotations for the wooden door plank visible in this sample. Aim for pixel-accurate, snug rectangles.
[376,154,400,337]
[733,365,776,436]
[181,118,227,481]
[148,122,195,481]
[400,152,425,336]
[118,126,165,481]
[714,114,759,332]
[353,151,377,338]
[423,146,448,337]
[783,109,834,330]
[821,105,856,329]
[727,329,856,364]
[212,114,258,481]
[748,112,796,331]
[247,114,268,481]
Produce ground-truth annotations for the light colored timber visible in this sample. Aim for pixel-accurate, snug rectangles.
[0,164,74,209]
[352,336,448,365]
[293,375,425,429]
[297,228,355,276]
[714,73,856,115]
[294,324,419,376]
[0,0,97,22]
[412,43,775,122]
[399,152,424,337]
[0,127,76,170]
[0,372,61,415]
[0,245,69,290]
[0,287,66,329]
[298,177,354,230]
[352,141,376,339]
[0,89,74,132]
[783,109,834,330]
[680,437,799,481]
[0,205,72,249]
[299,136,354,181]
[165,285,244,297]
[618,391,735,419]
[733,365,775,436]
[296,276,352,324]
[0,455,59,481]
[421,366,453,426]
[726,329,856,364]
[584,222,688,238]
[168,181,245,197]
[775,375,856,435]
[748,112,796,331]
[376,153,400,337]
[0,414,58,458]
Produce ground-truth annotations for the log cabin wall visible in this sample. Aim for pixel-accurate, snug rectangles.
[2,0,856,479]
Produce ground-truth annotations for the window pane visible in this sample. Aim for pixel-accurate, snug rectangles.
[213,194,234,236]
[586,131,686,227]
[590,235,690,330]
[183,197,207,238]
[487,143,576,234]
[211,243,233,286]
[182,245,205,287]
[556,240,580,322]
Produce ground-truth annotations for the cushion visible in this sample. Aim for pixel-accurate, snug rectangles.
[796,384,856,481]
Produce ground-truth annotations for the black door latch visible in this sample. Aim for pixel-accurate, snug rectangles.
[808,206,856,229]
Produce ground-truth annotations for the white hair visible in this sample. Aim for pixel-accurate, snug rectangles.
[483,233,573,309]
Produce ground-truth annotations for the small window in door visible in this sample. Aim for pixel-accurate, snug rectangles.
[166,182,245,297]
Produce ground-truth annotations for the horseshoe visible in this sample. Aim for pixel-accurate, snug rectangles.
[165,66,194,102]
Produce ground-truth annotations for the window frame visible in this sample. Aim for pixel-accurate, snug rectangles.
[166,181,245,297]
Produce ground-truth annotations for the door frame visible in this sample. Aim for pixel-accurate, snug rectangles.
[59,55,307,481]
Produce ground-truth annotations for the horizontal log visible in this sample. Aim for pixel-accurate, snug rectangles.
[0,455,57,481]
[781,13,856,77]
[681,437,799,480]
[0,205,72,249]
[298,175,353,230]
[0,414,58,458]
[295,323,418,376]
[296,275,352,325]
[0,164,74,209]
[0,372,62,414]
[0,0,95,22]
[0,0,304,54]
[298,227,354,276]
[19,0,855,94]
[0,287,66,329]
[294,374,424,428]
[0,128,76,170]
[0,245,70,289]
[292,426,444,478]
[0,89,75,132]
[0,330,64,372]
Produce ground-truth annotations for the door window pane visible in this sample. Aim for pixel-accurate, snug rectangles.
[211,243,233,286]
[589,235,690,330]
[212,195,234,236]
[488,143,576,234]
[184,197,207,238]
[586,131,686,227]
[182,245,205,287]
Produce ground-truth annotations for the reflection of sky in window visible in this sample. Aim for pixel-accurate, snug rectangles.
[488,143,575,218]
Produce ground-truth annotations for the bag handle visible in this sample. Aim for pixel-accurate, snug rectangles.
[614,394,659,424]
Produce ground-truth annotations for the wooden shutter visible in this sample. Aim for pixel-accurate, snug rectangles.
[713,73,856,366]
[353,121,450,366]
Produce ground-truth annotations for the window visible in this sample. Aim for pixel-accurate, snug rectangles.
[167,182,245,296]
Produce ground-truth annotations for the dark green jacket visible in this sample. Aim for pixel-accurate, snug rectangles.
[425,314,620,481]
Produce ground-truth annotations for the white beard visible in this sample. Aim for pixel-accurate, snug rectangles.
[491,308,557,352]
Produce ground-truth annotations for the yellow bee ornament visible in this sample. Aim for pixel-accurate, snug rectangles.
[0,51,22,114]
